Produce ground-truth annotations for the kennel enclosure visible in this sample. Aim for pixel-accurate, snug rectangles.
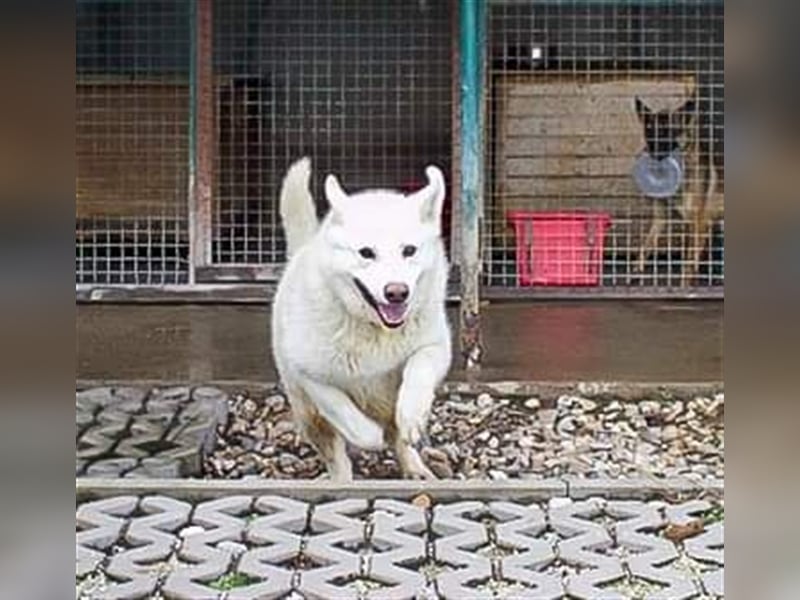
[76,0,724,299]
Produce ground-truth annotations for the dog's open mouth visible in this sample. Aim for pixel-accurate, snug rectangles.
[353,278,407,329]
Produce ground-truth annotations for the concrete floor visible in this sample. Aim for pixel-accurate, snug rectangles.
[77,301,722,383]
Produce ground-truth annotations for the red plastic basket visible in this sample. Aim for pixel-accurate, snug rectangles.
[507,211,611,286]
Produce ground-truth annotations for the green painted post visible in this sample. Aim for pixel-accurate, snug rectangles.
[459,0,486,369]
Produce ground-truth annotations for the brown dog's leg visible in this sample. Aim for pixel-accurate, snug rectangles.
[689,210,712,287]
[637,201,667,276]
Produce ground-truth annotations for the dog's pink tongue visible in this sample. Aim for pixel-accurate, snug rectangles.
[378,303,407,325]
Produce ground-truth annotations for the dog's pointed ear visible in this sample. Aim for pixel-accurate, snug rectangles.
[324,173,348,216]
[634,96,648,122]
[410,165,446,227]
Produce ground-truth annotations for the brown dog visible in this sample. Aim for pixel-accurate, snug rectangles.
[634,96,724,286]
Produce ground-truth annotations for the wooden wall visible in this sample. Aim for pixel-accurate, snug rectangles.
[492,73,695,241]
[76,80,189,220]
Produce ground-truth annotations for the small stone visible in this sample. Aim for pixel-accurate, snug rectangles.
[279,453,299,470]
[241,398,258,419]
[640,428,662,445]
[538,409,557,427]
[524,398,541,411]
[476,393,493,409]
[661,425,680,442]
[412,494,432,509]
[556,416,582,436]
[422,447,453,479]
[441,443,460,463]
[263,394,286,413]
[180,526,205,538]
[556,395,574,410]
[270,420,295,440]
[476,430,491,442]
[640,401,661,418]
[663,401,684,423]
[252,423,268,440]
[590,442,613,451]
[664,519,704,542]
[448,400,474,415]
[488,469,508,480]
[430,422,444,436]
[518,436,536,449]
[578,398,598,412]
[488,436,499,450]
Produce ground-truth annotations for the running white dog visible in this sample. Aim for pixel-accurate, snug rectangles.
[271,157,452,481]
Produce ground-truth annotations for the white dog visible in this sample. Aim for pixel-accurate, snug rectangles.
[271,157,452,481]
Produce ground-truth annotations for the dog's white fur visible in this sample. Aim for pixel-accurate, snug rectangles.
[271,157,452,481]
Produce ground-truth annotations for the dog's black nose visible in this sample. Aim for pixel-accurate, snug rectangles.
[384,282,409,304]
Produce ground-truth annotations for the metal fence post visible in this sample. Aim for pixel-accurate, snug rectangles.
[458,0,486,369]
[189,0,214,284]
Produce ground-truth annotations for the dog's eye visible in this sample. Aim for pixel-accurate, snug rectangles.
[358,247,376,260]
[402,245,417,258]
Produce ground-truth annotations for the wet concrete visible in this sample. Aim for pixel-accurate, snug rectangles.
[77,300,721,383]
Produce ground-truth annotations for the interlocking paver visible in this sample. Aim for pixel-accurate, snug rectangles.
[607,501,697,600]
[300,499,369,600]
[76,385,227,478]
[85,458,138,477]
[432,501,493,599]
[368,499,427,600]
[103,496,191,599]
[229,496,308,600]
[162,496,251,600]
[124,457,182,478]
[489,501,563,599]
[75,491,724,599]
[76,496,139,577]
[550,498,626,600]
[685,520,724,597]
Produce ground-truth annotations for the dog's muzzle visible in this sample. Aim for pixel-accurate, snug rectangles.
[353,278,408,329]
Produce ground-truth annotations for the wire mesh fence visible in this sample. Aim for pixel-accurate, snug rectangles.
[485,0,724,292]
[74,0,724,296]
[76,0,192,285]
[212,0,453,266]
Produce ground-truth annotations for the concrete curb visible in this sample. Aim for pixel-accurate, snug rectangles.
[76,476,723,503]
[77,379,723,401]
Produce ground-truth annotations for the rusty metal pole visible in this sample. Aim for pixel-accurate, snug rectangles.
[458,0,486,369]
[189,0,214,283]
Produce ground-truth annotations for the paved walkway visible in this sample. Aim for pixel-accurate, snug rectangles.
[76,485,723,599]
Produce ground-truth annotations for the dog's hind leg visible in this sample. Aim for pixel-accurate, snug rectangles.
[306,413,353,483]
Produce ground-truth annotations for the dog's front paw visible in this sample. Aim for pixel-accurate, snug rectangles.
[396,404,430,447]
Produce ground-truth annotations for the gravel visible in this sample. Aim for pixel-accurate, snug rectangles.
[204,390,724,480]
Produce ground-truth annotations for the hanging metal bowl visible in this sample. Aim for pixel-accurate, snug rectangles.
[632,149,684,199]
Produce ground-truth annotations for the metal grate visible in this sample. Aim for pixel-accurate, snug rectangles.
[76,0,191,285]
[211,0,454,266]
[485,0,724,293]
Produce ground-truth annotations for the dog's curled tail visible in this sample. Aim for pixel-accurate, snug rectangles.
[280,157,318,258]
